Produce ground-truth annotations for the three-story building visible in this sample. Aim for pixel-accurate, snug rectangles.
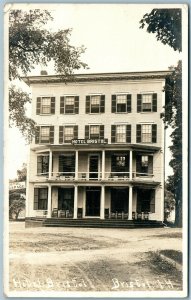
[23,71,168,225]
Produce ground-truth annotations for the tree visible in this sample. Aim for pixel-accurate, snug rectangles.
[17,163,27,181]
[9,193,25,220]
[9,9,88,141]
[164,181,175,222]
[140,9,182,52]
[140,9,182,227]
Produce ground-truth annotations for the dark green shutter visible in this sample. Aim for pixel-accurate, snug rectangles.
[51,97,55,114]
[85,125,89,139]
[127,94,132,113]
[126,125,131,143]
[100,95,105,113]
[136,156,142,174]
[111,125,116,143]
[35,126,40,144]
[74,125,78,139]
[59,126,64,144]
[49,126,54,144]
[86,96,90,113]
[136,125,142,143]
[74,96,79,114]
[60,97,65,114]
[150,190,155,213]
[37,156,42,174]
[100,125,104,139]
[148,156,153,174]
[152,93,157,112]
[34,188,39,210]
[36,97,41,115]
[111,95,116,113]
[152,124,157,143]
[137,94,142,112]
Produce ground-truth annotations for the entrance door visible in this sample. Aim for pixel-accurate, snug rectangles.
[89,155,99,179]
[111,188,129,213]
[86,188,100,216]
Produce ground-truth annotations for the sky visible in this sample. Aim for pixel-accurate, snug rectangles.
[7,3,184,179]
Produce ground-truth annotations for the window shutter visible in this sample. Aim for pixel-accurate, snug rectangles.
[36,97,41,115]
[37,156,42,174]
[51,97,55,114]
[111,125,116,143]
[127,94,132,113]
[111,95,116,113]
[59,126,64,144]
[86,96,90,113]
[136,125,142,143]
[100,125,104,139]
[60,97,65,114]
[137,94,142,112]
[150,190,155,213]
[35,126,40,144]
[148,156,153,174]
[100,95,105,113]
[74,96,79,114]
[74,125,78,139]
[49,126,54,144]
[34,188,39,210]
[85,125,89,139]
[126,125,131,143]
[152,93,157,112]
[136,156,142,174]
[152,124,157,143]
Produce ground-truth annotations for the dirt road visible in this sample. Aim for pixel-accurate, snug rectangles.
[8,222,183,293]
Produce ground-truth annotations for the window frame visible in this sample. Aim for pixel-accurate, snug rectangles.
[64,126,74,143]
[116,124,126,143]
[37,155,49,176]
[64,96,75,114]
[141,124,152,143]
[116,94,127,113]
[38,188,48,210]
[90,95,101,114]
[40,126,50,143]
[89,125,100,139]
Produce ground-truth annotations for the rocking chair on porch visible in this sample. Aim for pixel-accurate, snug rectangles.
[52,208,58,218]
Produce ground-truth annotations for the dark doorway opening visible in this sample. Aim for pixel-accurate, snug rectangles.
[86,187,100,216]
[89,155,99,179]
[58,188,74,211]
[111,188,129,213]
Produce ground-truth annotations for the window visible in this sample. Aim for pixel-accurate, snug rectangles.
[34,188,48,210]
[112,94,131,113]
[111,125,131,143]
[136,155,153,176]
[111,155,128,173]
[136,124,157,143]
[86,95,105,113]
[137,189,155,213]
[59,126,78,144]
[37,156,49,175]
[60,96,79,114]
[36,97,55,115]
[90,96,100,113]
[59,155,75,176]
[116,125,126,143]
[64,126,74,143]
[137,93,157,112]
[58,188,74,211]
[85,125,104,140]
[90,125,100,139]
[35,126,54,144]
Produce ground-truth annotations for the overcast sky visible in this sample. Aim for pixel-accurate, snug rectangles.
[7,3,183,179]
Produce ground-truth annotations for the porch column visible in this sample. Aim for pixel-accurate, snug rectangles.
[128,185,133,220]
[100,185,105,219]
[75,150,79,180]
[102,150,105,180]
[49,150,52,179]
[47,184,52,218]
[73,185,78,219]
[129,149,133,180]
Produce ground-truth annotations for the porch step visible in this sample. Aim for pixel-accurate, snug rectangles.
[42,218,164,228]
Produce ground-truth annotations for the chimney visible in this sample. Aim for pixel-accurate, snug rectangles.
[40,70,48,75]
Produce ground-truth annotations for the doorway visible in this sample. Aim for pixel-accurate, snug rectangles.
[111,188,129,213]
[89,155,99,179]
[86,187,101,216]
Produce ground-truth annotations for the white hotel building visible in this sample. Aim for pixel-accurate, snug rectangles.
[23,71,168,227]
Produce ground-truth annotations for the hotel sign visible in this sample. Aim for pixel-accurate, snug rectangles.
[71,139,108,145]
[9,181,26,190]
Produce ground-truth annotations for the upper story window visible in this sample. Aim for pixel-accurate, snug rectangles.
[136,124,157,143]
[111,154,129,172]
[36,97,55,115]
[111,124,131,144]
[112,94,131,113]
[86,95,105,114]
[137,93,157,112]
[136,155,153,176]
[35,126,54,144]
[37,155,49,175]
[85,125,104,139]
[59,125,78,144]
[60,96,79,114]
